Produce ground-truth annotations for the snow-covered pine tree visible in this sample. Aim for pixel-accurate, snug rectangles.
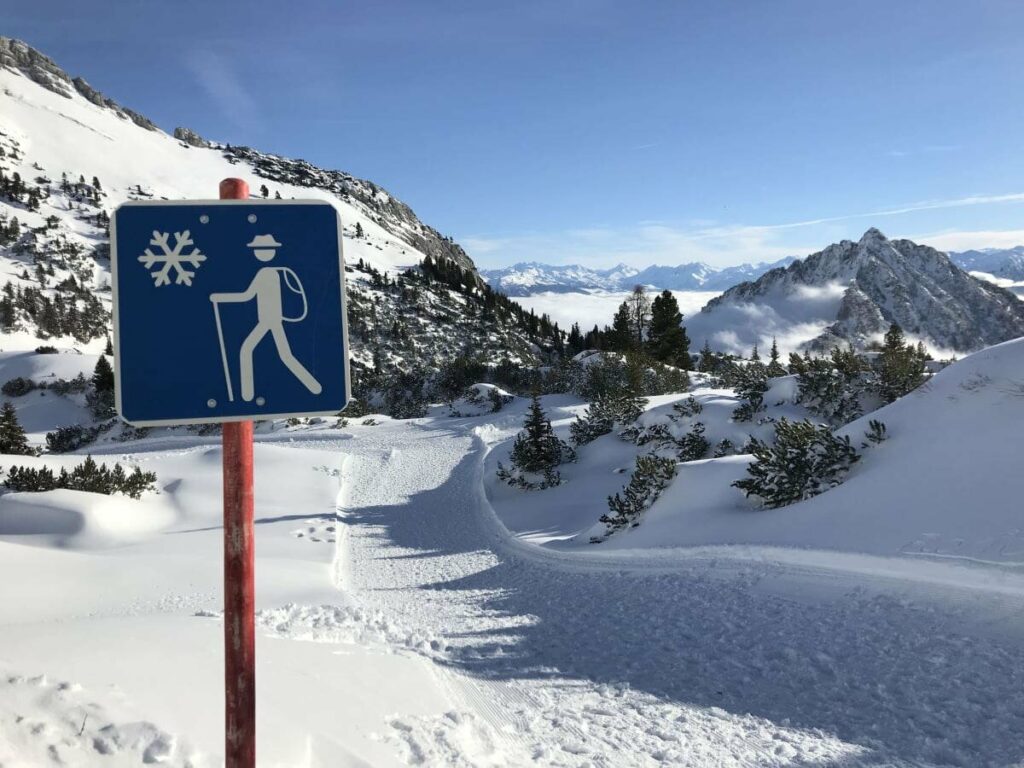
[497,393,574,489]
[0,401,33,455]
[675,421,709,462]
[713,438,736,457]
[796,348,871,427]
[598,454,677,537]
[731,362,769,422]
[86,355,116,418]
[732,418,859,508]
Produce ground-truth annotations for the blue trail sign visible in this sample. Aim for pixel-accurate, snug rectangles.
[111,199,350,426]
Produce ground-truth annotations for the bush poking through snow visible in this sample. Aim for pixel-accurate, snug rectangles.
[1,377,35,397]
[713,438,737,457]
[597,455,678,538]
[732,419,859,508]
[675,422,710,462]
[3,456,157,499]
[497,394,574,489]
[863,419,887,447]
[670,396,702,419]
[730,363,769,422]
[45,421,115,453]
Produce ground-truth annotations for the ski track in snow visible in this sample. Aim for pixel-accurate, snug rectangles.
[325,420,1024,768]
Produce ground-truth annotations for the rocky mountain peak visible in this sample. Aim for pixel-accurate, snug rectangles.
[695,228,1024,354]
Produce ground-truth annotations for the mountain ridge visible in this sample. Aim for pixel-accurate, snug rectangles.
[480,256,796,295]
[688,228,1024,354]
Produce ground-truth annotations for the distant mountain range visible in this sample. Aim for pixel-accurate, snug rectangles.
[948,247,1024,281]
[479,257,796,295]
[481,248,1024,299]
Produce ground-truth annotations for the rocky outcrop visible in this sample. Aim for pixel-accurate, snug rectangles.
[173,126,211,148]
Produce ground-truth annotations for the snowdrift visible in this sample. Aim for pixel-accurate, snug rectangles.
[489,338,1024,565]
[0,488,173,549]
[608,338,1024,562]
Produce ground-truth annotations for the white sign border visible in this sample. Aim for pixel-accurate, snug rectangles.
[111,198,352,427]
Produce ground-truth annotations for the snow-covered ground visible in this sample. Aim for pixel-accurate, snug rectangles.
[4,339,1024,765]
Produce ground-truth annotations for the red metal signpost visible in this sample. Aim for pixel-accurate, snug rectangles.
[219,177,256,768]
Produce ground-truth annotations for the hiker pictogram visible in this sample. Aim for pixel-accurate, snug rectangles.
[209,234,323,402]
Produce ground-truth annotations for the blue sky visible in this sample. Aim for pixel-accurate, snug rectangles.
[8,0,1024,267]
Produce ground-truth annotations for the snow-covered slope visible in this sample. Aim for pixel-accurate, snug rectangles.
[950,245,1024,281]
[486,337,1024,565]
[688,228,1024,355]
[479,262,640,295]
[480,256,794,295]
[0,37,559,393]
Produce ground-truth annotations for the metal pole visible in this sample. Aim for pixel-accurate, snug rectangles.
[219,177,255,768]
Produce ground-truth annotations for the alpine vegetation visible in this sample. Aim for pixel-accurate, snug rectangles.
[497,393,575,489]
[732,419,860,508]
[3,455,157,499]
[597,454,678,539]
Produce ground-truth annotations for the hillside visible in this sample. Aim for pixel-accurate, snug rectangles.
[0,37,564,414]
[688,228,1024,355]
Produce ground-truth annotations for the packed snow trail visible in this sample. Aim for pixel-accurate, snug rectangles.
[335,419,1024,767]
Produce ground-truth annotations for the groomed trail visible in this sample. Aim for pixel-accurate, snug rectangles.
[331,419,1024,767]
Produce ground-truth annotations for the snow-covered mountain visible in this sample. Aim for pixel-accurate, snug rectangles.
[480,257,795,295]
[949,246,1024,281]
[0,37,563,403]
[687,228,1024,355]
[478,261,639,295]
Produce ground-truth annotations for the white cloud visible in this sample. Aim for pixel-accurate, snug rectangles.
[185,51,258,129]
[465,192,1024,269]
[913,228,1024,252]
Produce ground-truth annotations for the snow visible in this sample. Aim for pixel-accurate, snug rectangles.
[0,488,172,549]
[0,380,1022,764]
[0,65,421,277]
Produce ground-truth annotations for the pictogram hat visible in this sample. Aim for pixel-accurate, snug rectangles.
[247,234,282,248]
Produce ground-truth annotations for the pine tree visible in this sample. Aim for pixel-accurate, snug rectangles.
[260,184,269,198]
[876,323,927,403]
[697,339,717,373]
[750,343,761,362]
[0,401,33,455]
[104,336,114,356]
[599,454,677,536]
[607,301,633,351]
[626,285,651,347]
[92,356,115,393]
[497,393,573,488]
[766,337,786,377]
[647,290,691,368]
[354,222,364,239]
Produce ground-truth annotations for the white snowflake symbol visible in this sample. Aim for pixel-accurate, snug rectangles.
[138,230,206,287]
